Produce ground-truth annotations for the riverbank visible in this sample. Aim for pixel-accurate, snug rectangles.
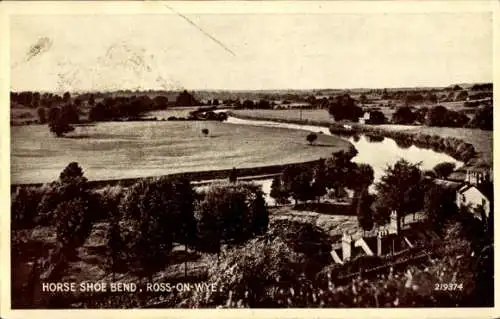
[226,111,490,177]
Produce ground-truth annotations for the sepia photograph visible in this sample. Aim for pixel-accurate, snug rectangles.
[3,0,496,314]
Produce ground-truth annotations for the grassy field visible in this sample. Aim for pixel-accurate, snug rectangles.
[10,106,39,124]
[11,120,350,184]
[230,109,493,166]
[232,109,334,124]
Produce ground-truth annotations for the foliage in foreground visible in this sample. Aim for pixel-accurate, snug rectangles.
[184,220,491,308]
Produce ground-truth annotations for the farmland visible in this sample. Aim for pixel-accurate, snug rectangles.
[232,109,334,125]
[11,120,351,184]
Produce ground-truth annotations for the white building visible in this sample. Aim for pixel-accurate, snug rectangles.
[456,184,492,221]
[358,112,370,124]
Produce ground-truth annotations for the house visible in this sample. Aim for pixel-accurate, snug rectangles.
[330,211,434,264]
[464,166,492,185]
[456,183,493,221]
[358,112,370,124]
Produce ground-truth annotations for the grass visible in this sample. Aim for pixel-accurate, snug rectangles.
[232,109,334,124]
[11,120,351,184]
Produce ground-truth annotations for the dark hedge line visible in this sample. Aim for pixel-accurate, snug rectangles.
[11,159,324,191]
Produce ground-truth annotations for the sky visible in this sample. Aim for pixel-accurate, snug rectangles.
[10,11,493,92]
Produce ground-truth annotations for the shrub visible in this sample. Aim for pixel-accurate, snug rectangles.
[188,237,307,308]
[306,132,318,145]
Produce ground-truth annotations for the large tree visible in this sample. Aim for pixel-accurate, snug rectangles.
[49,119,75,137]
[424,183,458,234]
[391,106,416,125]
[375,159,424,233]
[432,162,456,179]
[328,94,363,122]
[196,183,268,252]
[175,90,198,106]
[37,107,46,124]
[270,175,289,206]
[119,177,196,276]
[469,106,493,130]
[354,188,375,235]
[323,149,358,195]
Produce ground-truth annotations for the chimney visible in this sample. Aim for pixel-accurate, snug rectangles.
[341,232,353,261]
[377,230,388,256]
[389,210,398,234]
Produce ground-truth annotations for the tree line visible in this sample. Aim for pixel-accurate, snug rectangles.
[12,156,493,307]
[11,162,269,280]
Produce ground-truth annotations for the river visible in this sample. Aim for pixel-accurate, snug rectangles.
[221,115,464,204]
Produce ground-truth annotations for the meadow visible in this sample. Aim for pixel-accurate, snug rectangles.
[232,108,334,124]
[11,120,350,184]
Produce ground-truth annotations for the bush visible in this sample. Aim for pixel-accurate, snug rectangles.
[188,237,307,308]
[306,132,318,145]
